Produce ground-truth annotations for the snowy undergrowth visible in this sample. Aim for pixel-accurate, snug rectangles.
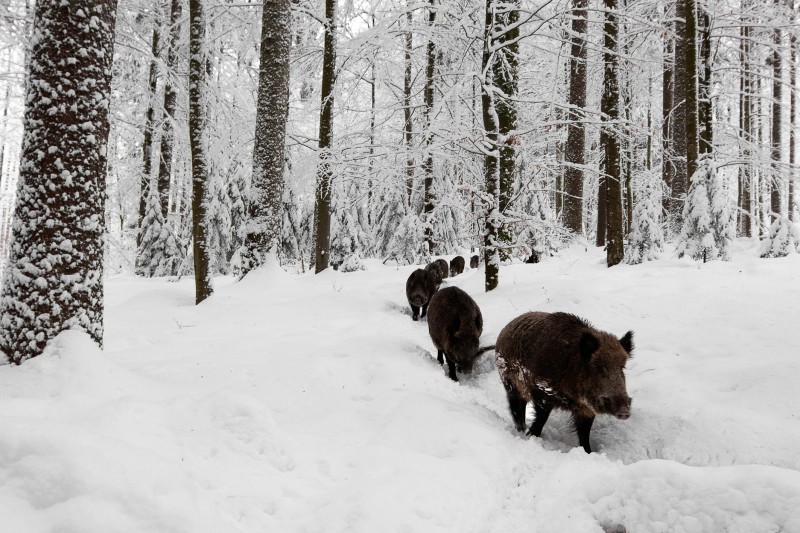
[2,242,800,532]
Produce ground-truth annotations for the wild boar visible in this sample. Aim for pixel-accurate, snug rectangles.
[405,268,437,321]
[470,255,479,269]
[495,311,633,453]
[427,286,492,381]
[425,262,443,289]
[450,256,465,276]
[434,258,449,279]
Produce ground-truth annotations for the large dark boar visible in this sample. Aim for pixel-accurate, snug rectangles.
[433,258,449,279]
[450,256,465,276]
[495,312,633,453]
[425,262,443,289]
[470,255,479,269]
[427,287,492,381]
[405,268,437,321]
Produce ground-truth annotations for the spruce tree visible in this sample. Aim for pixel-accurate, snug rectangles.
[0,0,117,363]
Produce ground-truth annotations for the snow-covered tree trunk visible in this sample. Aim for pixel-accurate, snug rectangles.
[0,0,117,364]
[240,0,291,276]
[313,0,337,273]
[790,22,797,222]
[769,0,782,223]
[403,5,414,207]
[138,21,160,249]
[738,18,753,236]
[698,8,712,156]
[421,0,436,254]
[188,0,213,303]
[683,0,699,187]
[662,26,674,218]
[602,0,623,267]
[157,0,182,221]
[671,0,689,229]
[481,0,501,292]
[563,0,588,236]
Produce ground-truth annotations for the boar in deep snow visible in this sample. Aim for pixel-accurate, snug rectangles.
[405,268,438,321]
[495,311,633,453]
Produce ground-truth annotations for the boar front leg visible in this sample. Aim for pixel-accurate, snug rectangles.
[444,354,458,382]
[410,305,420,321]
[575,415,595,453]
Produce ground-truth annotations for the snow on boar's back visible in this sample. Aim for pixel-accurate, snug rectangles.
[449,256,465,276]
[405,268,438,321]
[495,311,633,453]
[427,286,485,381]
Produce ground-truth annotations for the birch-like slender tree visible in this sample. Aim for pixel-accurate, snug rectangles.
[0,0,117,363]
[240,0,291,276]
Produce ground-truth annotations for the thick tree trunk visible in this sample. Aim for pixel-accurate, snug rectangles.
[563,0,588,235]
[482,0,500,291]
[422,0,436,253]
[671,0,689,225]
[240,0,291,276]
[138,23,160,251]
[790,26,797,221]
[0,0,117,363]
[157,0,182,219]
[188,0,213,303]
[494,0,519,259]
[602,0,623,266]
[739,20,752,236]
[313,0,337,273]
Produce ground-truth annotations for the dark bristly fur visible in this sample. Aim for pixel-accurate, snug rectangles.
[495,311,634,453]
[427,286,485,381]
[470,255,479,269]
[433,258,449,279]
[425,262,443,289]
[449,256,465,276]
[405,268,437,321]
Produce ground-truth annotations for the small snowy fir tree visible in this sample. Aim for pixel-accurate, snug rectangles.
[709,172,735,261]
[339,253,365,272]
[373,182,408,258]
[386,213,430,265]
[677,157,722,262]
[513,186,562,262]
[759,215,800,258]
[136,186,182,277]
[625,180,664,264]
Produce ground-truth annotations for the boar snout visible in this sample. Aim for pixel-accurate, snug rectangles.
[601,396,632,420]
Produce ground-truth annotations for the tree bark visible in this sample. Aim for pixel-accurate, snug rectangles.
[138,22,161,250]
[790,17,797,221]
[739,18,752,236]
[188,0,213,303]
[482,0,500,291]
[563,0,589,235]
[698,8,712,156]
[403,6,414,207]
[671,0,689,225]
[683,0,699,183]
[602,0,623,266]
[0,0,117,363]
[662,26,674,217]
[313,0,337,273]
[422,0,436,253]
[770,0,782,221]
[157,0,182,219]
[240,0,291,276]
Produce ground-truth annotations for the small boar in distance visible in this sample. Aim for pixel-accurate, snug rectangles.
[495,311,633,453]
[450,256,465,276]
[434,258,449,279]
[427,286,493,381]
[405,268,438,321]
[470,255,479,269]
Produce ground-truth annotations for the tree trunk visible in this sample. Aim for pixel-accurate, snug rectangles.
[698,8,712,156]
[663,27,674,217]
[0,0,117,363]
[157,0,182,220]
[563,0,588,235]
[602,0,623,266]
[188,0,213,303]
[739,19,752,236]
[138,22,161,251]
[313,0,337,273]
[404,5,414,207]
[422,0,436,253]
[683,0,699,185]
[671,0,689,225]
[770,0,782,221]
[482,0,500,291]
[240,0,291,276]
[790,20,797,221]
[495,0,519,259]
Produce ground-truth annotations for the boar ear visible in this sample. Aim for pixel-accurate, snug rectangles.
[579,332,599,360]
[619,331,634,355]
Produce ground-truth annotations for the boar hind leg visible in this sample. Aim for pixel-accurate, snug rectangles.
[444,354,458,382]
[575,415,595,453]
[528,393,553,437]
[437,350,444,365]
[505,386,527,432]
[410,305,420,321]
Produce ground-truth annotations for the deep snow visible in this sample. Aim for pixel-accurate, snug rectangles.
[2,241,800,532]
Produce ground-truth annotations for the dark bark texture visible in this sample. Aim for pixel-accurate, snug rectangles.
[481,0,500,292]
[422,0,436,253]
[0,0,117,363]
[157,0,182,219]
[240,0,291,276]
[602,0,623,266]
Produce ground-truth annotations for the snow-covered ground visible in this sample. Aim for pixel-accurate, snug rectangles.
[2,241,800,532]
